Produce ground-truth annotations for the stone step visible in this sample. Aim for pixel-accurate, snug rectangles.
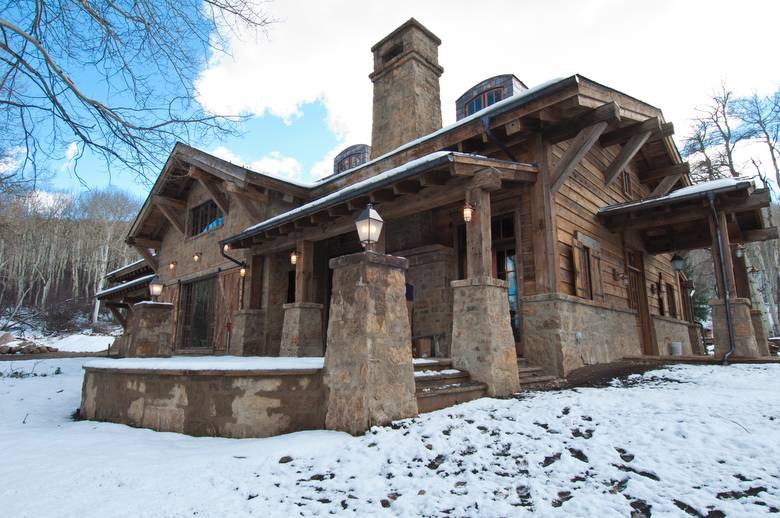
[412,358,453,371]
[517,374,558,386]
[517,357,529,367]
[414,369,470,387]
[416,380,487,413]
[517,366,544,377]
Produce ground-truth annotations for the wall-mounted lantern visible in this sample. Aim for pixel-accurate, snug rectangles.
[355,203,383,251]
[149,277,164,301]
[735,244,746,258]
[290,250,299,266]
[193,252,202,262]
[239,266,247,277]
[671,254,685,272]
[223,243,230,253]
[462,202,475,223]
[168,261,177,271]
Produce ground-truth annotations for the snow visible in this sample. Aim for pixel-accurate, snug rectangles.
[412,358,444,365]
[2,359,780,517]
[600,178,753,214]
[38,333,113,353]
[84,355,325,371]
[95,273,155,298]
[105,258,147,278]
[414,369,462,378]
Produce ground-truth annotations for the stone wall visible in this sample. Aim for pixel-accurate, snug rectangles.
[80,366,325,438]
[522,293,642,377]
[652,315,693,356]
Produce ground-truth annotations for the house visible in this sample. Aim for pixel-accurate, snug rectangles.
[95,19,776,419]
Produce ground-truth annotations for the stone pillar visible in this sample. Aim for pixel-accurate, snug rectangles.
[323,251,418,435]
[123,302,174,357]
[231,309,265,356]
[751,308,770,357]
[451,277,520,396]
[280,303,324,357]
[710,298,760,358]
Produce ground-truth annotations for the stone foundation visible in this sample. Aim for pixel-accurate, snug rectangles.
[652,315,694,356]
[229,309,265,356]
[450,277,519,397]
[79,364,325,438]
[280,303,324,357]
[711,298,761,358]
[751,309,770,357]
[521,293,642,377]
[323,252,418,435]
[122,302,174,357]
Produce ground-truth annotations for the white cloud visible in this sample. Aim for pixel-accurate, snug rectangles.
[59,142,79,172]
[211,146,303,182]
[197,0,780,181]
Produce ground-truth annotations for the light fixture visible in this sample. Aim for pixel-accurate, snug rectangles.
[290,250,299,265]
[239,266,247,277]
[223,243,230,253]
[193,252,201,262]
[671,254,685,272]
[462,202,475,223]
[735,244,746,258]
[623,274,630,287]
[149,277,164,301]
[355,203,384,251]
[168,261,177,270]
[650,283,657,295]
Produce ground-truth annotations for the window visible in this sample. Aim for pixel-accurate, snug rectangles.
[179,276,216,349]
[657,282,666,316]
[572,234,603,301]
[666,282,677,318]
[189,200,223,236]
[466,87,504,116]
[336,153,364,173]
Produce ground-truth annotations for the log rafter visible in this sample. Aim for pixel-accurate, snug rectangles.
[189,165,230,215]
[551,121,609,192]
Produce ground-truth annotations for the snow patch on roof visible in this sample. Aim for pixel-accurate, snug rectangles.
[599,178,753,214]
[95,274,155,298]
[105,259,147,278]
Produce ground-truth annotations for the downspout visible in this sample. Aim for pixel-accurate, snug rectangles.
[707,192,737,365]
[220,243,245,269]
[481,114,518,162]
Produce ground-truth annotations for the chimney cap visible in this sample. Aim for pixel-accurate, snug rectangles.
[370,18,441,52]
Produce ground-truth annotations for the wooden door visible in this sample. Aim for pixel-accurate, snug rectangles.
[626,251,654,355]
[179,276,217,349]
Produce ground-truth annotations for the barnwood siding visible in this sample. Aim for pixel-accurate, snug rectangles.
[553,141,684,318]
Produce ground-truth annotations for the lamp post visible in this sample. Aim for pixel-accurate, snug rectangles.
[355,203,384,252]
[149,277,164,302]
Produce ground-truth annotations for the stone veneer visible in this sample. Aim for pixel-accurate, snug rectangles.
[711,298,761,358]
[450,277,519,397]
[279,303,324,357]
[230,309,265,356]
[79,366,325,438]
[323,252,418,435]
[652,315,694,356]
[121,302,174,357]
[521,293,643,377]
[751,309,770,357]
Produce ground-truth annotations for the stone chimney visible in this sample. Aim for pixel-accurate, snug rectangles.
[369,18,443,157]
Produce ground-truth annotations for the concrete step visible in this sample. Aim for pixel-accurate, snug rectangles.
[517,374,558,386]
[416,380,487,413]
[412,358,453,372]
[414,368,470,388]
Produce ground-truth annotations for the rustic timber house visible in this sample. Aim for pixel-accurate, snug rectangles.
[92,19,777,432]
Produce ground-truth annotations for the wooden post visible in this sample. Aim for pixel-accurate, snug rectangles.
[295,239,314,302]
[465,187,492,279]
[531,136,559,293]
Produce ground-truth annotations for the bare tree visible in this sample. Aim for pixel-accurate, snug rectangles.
[0,1,272,189]
[681,119,726,182]
[733,91,780,188]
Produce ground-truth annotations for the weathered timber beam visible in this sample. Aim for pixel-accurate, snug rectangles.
[132,244,159,273]
[151,194,185,211]
[599,117,662,148]
[369,188,397,203]
[327,204,352,217]
[543,102,621,144]
[742,227,779,243]
[641,163,690,183]
[151,195,186,235]
[505,117,541,137]
[603,130,653,186]
[392,179,422,195]
[650,174,682,196]
[128,236,161,249]
[347,196,371,211]
[551,121,609,192]
[419,170,450,187]
[310,211,331,224]
[107,305,127,329]
[189,165,230,214]
[607,207,710,231]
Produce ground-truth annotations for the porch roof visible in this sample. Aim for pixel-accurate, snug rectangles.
[222,151,538,250]
[96,274,155,301]
[597,179,777,254]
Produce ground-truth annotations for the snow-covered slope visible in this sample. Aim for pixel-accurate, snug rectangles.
[1,359,778,517]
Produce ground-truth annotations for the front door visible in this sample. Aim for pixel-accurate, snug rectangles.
[179,276,216,349]
[626,251,654,355]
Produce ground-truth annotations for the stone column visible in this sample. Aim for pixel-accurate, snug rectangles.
[451,277,520,396]
[123,302,174,357]
[280,240,324,357]
[710,298,760,358]
[231,309,265,356]
[751,308,770,357]
[323,251,418,435]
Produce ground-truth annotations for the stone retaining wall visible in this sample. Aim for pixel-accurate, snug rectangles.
[80,367,325,438]
[652,315,694,356]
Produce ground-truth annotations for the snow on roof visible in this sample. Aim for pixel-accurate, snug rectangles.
[105,259,147,278]
[231,151,455,239]
[95,274,155,298]
[314,76,568,187]
[599,178,753,214]
[84,356,325,372]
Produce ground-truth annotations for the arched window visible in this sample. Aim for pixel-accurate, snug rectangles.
[466,87,503,116]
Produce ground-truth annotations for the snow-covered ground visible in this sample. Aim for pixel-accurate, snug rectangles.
[1,359,779,517]
[36,333,114,352]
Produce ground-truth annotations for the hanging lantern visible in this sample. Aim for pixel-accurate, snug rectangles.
[239,266,247,277]
[735,244,745,258]
[193,252,201,262]
[168,261,177,271]
[462,202,475,223]
[149,277,164,300]
[290,250,299,265]
[355,203,384,251]
[671,254,685,272]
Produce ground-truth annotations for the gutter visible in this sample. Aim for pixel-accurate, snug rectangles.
[708,192,737,365]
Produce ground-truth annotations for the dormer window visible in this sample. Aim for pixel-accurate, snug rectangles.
[466,87,503,116]
[337,153,364,173]
[332,144,371,176]
[189,200,223,236]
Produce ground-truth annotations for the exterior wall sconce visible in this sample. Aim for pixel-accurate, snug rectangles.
[355,203,384,251]
[613,268,630,287]
[735,244,746,258]
[462,202,475,223]
[223,243,230,253]
[671,254,685,272]
[290,250,299,265]
[168,261,177,271]
[650,283,657,295]
[149,277,164,301]
[193,252,201,262]
[239,266,247,277]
